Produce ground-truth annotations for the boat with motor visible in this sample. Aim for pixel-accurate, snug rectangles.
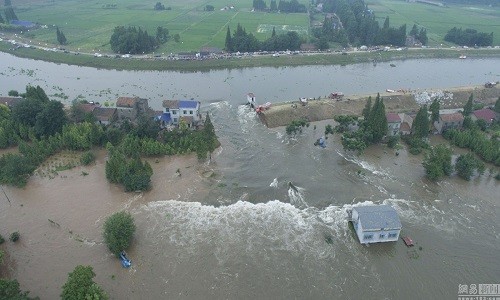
[119,251,131,268]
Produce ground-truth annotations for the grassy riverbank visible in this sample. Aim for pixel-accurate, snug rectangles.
[1,42,500,71]
[260,85,500,128]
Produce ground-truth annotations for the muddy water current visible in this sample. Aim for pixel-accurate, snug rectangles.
[0,53,499,299]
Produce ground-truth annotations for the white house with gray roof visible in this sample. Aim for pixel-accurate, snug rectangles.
[349,205,402,244]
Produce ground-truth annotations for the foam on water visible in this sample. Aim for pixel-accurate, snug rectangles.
[287,184,308,208]
[336,150,393,179]
[236,105,259,133]
[270,178,278,188]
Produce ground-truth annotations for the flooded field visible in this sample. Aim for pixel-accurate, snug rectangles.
[0,54,499,299]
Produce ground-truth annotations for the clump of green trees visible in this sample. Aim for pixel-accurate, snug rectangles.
[103,211,136,256]
[225,24,302,52]
[61,265,107,300]
[0,278,38,300]
[339,94,387,154]
[0,85,220,190]
[312,2,415,48]
[285,118,309,135]
[443,128,500,166]
[422,145,486,182]
[422,144,453,181]
[444,27,493,47]
[110,26,170,54]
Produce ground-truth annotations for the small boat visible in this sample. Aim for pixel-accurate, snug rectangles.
[390,63,396,67]
[119,251,132,268]
[314,137,326,148]
[402,236,414,247]
[459,55,466,59]
[288,182,299,192]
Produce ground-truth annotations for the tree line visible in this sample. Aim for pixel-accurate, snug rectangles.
[110,26,171,54]
[253,0,306,12]
[315,0,409,47]
[444,27,493,47]
[225,23,302,52]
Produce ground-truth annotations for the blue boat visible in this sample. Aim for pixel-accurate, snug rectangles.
[119,251,131,268]
[314,137,326,148]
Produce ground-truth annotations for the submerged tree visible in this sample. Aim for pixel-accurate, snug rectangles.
[0,278,37,300]
[422,144,453,181]
[455,153,485,180]
[61,265,108,300]
[412,105,429,138]
[103,211,136,256]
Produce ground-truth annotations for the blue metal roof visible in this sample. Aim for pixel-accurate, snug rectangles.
[179,100,198,109]
[353,205,401,230]
[10,20,36,28]
[159,113,171,122]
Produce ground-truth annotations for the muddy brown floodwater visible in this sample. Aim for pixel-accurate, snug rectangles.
[0,150,217,299]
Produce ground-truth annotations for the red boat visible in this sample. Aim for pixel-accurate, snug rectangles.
[402,236,414,247]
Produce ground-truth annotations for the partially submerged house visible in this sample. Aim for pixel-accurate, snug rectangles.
[115,96,149,122]
[349,205,402,244]
[386,113,401,136]
[160,99,202,128]
[433,112,464,134]
[398,113,413,135]
[471,108,496,126]
[93,107,117,126]
[0,96,23,109]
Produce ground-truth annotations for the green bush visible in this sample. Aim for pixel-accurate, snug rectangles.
[80,151,96,165]
[409,147,422,155]
[0,234,4,244]
[387,135,400,149]
[103,211,136,256]
[9,231,20,242]
[61,265,108,300]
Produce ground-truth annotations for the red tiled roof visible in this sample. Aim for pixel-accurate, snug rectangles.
[162,100,179,109]
[0,96,23,107]
[400,122,411,132]
[386,113,401,123]
[93,107,116,121]
[116,96,140,108]
[440,113,464,123]
[180,116,194,123]
[78,103,99,113]
[473,109,496,123]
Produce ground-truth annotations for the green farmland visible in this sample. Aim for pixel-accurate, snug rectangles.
[367,0,500,46]
[1,0,499,55]
[5,0,309,53]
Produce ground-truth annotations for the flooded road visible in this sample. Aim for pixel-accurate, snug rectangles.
[0,54,499,299]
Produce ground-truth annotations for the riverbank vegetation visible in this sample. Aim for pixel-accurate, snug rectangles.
[0,85,219,189]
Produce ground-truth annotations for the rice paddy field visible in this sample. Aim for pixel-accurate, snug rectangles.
[367,0,500,46]
[6,0,310,53]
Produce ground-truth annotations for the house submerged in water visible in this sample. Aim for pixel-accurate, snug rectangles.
[348,205,402,244]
